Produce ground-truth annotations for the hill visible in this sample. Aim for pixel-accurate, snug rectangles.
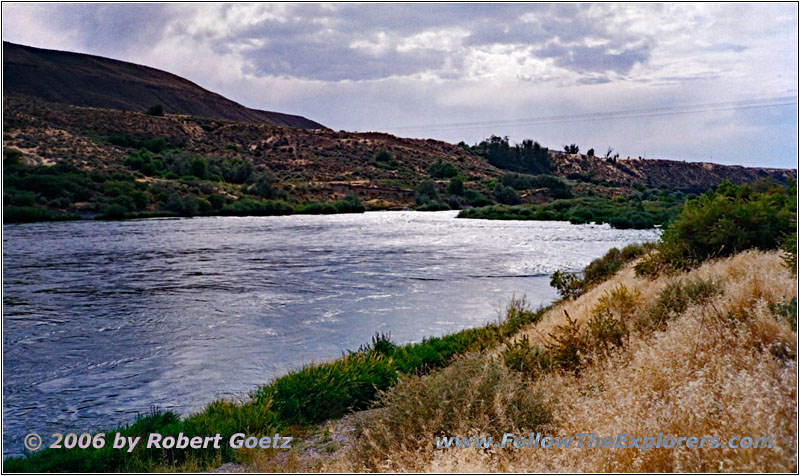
[549,151,795,194]
[3,42,325,129]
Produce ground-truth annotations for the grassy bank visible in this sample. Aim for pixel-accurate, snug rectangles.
[3,307,541,472]
[458,195,682,229]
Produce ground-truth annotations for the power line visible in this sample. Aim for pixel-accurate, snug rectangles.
[380,96,797,133]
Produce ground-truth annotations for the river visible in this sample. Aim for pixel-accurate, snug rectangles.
[2,211,659,456]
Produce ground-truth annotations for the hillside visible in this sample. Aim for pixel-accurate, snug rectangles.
[549,151,795,194]
[3,42,324,129]
[3,96,797,224]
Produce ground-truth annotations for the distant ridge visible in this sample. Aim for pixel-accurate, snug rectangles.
[2,41,325,129]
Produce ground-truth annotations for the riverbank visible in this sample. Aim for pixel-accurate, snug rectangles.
[316,249,796,472]
[457,195,681,230]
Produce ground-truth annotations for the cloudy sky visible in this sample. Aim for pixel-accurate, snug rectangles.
[3,3,797,168]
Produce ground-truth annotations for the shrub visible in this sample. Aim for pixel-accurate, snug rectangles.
[545,311,588,372]
[220,198,294,216]
[637,180,796,275]
[335,194,366,213]
[502,335,551,380]
[299,202,338,215]
[463,190,492,206]
[96,204,128,220]
[494,183,521,205]
[428,159,459,178]
[247,172,277,199]
[146,104,165,116]
[189,159,209,180]
[637,277,720,331]
[501,296,544,336]
[549,270,583,300]
[583,243,653,285]
[414,180,440,205]
[447,177,464,196]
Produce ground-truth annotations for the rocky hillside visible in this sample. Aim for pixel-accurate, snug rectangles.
[3,42,324,129]
[550,151,795,193]
[3,93,795,223]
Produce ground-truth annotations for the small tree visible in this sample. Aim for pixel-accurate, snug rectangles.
[587,148,595,157]
[447,176,464,196]
[146,104,164,116]
[494,183,521,205]
[563,144,580,154]
[415,180,440,205]
[375,149,393,164]
[189,158,209,180]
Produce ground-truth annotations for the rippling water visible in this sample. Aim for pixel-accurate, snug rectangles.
[2,211,659,456]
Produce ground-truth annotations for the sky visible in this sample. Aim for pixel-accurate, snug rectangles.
[2,3,798,168]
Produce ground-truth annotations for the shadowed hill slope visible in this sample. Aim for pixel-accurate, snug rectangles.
[3,41,325,129]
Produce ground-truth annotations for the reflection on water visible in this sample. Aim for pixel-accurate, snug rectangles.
[2,211,659,455]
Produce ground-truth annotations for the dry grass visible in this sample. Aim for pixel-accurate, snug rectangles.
[325,250,797,472]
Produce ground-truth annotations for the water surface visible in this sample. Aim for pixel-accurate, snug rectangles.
[3,211,659,455]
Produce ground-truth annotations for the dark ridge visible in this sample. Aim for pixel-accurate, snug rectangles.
[3,41,325,129]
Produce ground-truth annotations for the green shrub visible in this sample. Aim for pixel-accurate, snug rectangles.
[549,270,583,300]
[96,204,129,220]
[189,159,209,180]
[502,335,551,380]
[463,190,492,207]
[428,159,458,178]
[770,297,797,331]
[299,202,338,215]
[637,277,720,331]
[493,183,521,205]
[416,200,450,211]
[220,198,294,216]
[545,311,588,372]
[335,194,366,213]
[447,177,464,195]
[583,243,653,285]
[146,104,164,116]
[638,180,796,275]
[501,296,545,336]
[415,180,440,205]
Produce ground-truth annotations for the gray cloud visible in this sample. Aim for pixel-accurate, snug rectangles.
[1,2,796,168]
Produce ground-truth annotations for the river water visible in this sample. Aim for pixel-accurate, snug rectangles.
[2,211,659,456]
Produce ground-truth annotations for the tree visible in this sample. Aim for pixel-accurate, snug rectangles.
[563,144,580,154]
[146,104,164,116]
[587,148,595,157]
[415,180,440,205]
[447,176,464,195]
[494,183,521,205]
[189,158,209,180]
[428,159,459,178]
[375,149,393,164]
